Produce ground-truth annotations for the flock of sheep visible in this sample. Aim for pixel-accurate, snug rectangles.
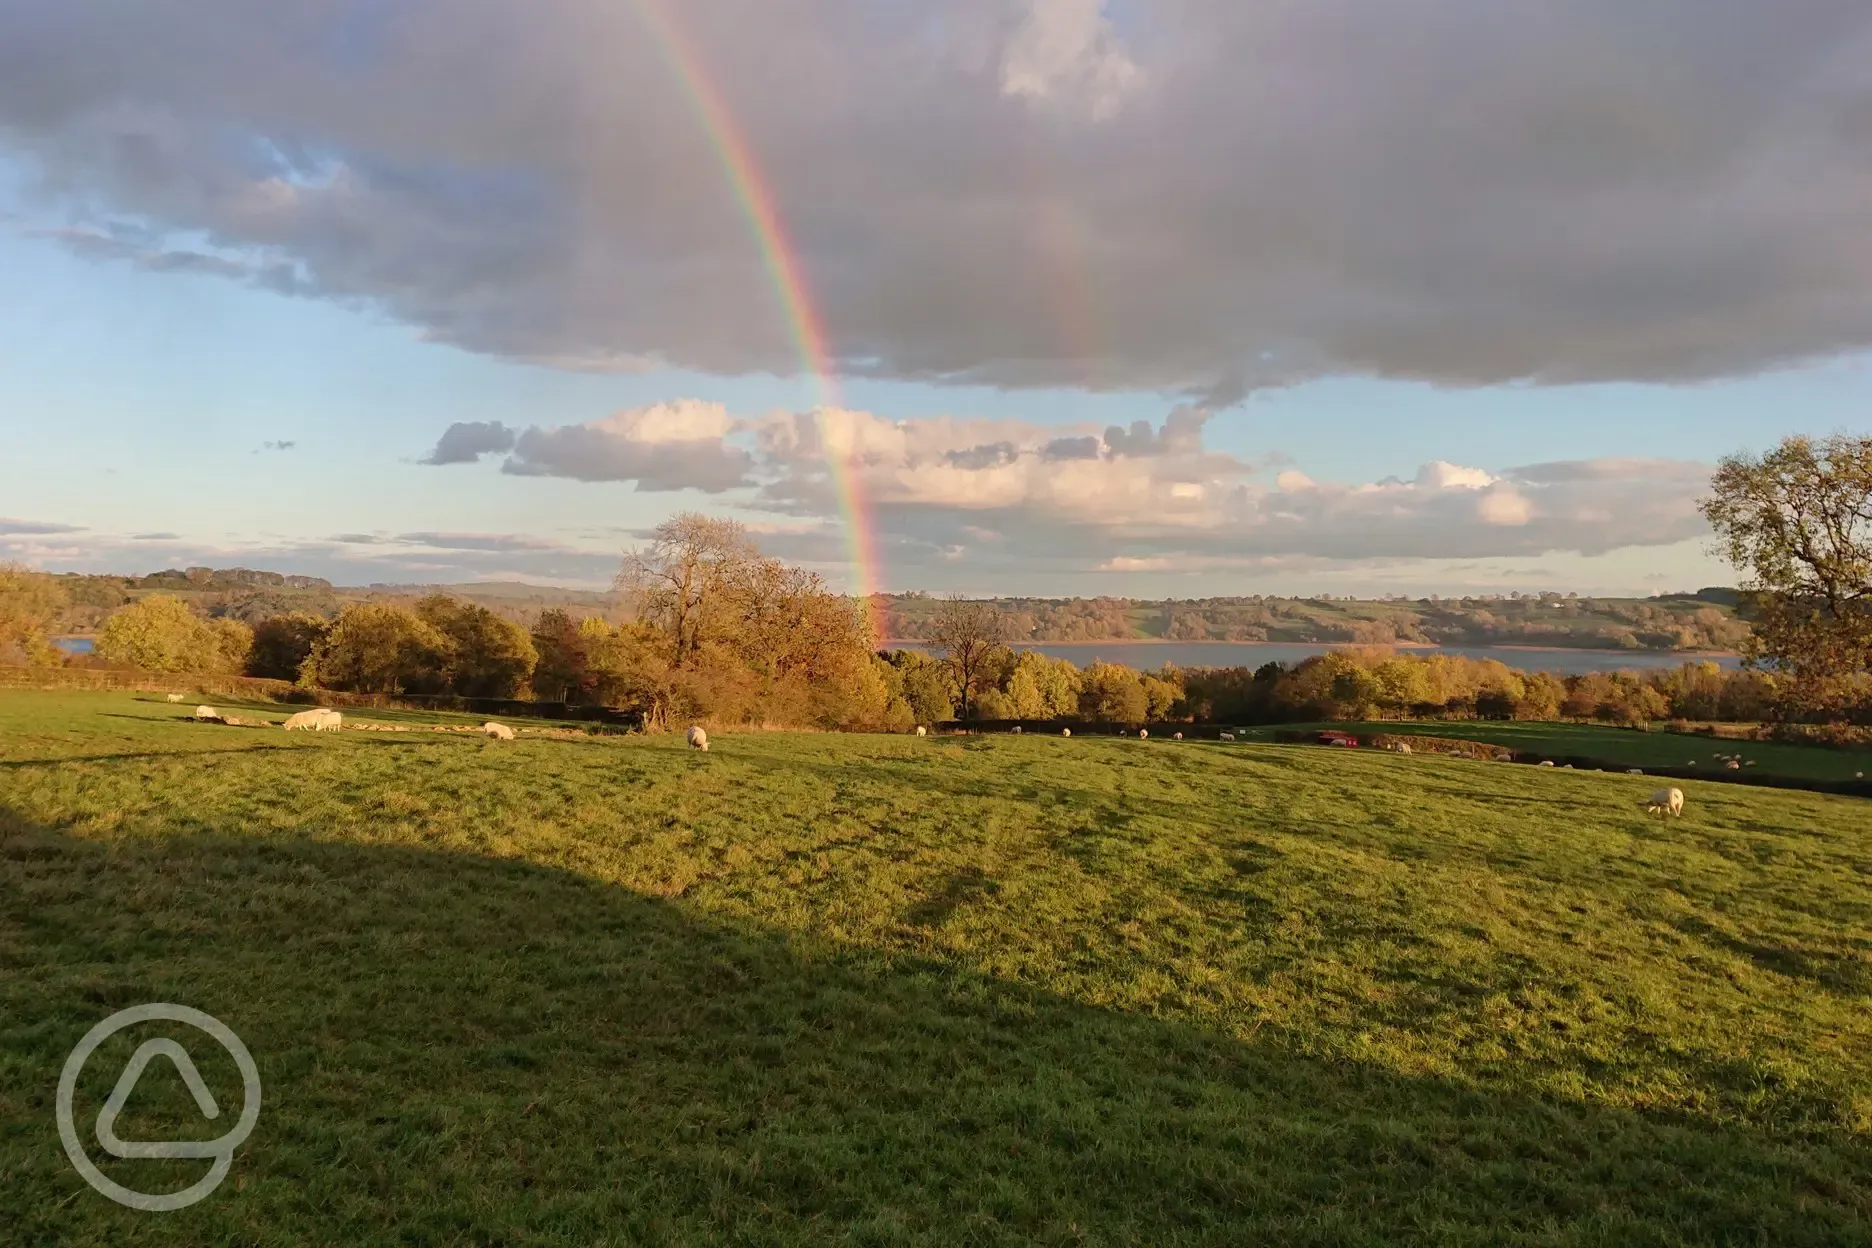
[172,694,1696,819]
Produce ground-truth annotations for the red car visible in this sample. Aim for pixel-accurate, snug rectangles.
[1317,731,1360,748]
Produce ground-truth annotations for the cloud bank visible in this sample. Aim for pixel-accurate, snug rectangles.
[5,1,1872,394]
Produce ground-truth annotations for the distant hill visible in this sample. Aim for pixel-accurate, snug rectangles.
[45,565,1749,654]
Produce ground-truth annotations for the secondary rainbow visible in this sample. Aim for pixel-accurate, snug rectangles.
[632,0,880,626]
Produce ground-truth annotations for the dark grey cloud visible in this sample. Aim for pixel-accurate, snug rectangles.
[0,517,85,535]
[502,429,751,493]
[1042,435,1102,461]
[1104,405,1208,456]
[421,421,518,466]
[6,1,1871,395]
[944,442,1020,471]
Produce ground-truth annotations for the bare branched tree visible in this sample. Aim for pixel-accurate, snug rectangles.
[928,596,1008,720]
[616,513,761,667]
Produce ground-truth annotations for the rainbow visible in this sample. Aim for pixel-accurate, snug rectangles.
[631,1,880,629]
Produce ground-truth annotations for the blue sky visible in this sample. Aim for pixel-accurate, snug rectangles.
[4,1,1871,596]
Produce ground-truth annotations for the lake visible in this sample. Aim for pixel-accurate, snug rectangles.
[889,640,1741,675]
[52,637,94,654]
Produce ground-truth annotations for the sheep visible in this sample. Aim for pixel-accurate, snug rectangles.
[1219,732,1235,742]
[1138,728,1148,739]
[1725,759,1741,770]
[1627,769,1644,776]
[915,726,927,737]
[1538,760,1555,767]
[166,693,185,703]
[686,725,709,752]
[1012,726,1023,735]
[313,709,342,732]
[1173,732,1184,740]
[1395,743,1411,756]
[1061,728,1072,737]
[195,706,221,722]
[1643,786,1685,819]
[283,709,326,731]
[482,722,515,741]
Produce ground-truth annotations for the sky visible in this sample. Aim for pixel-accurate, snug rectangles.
[4,0,1872,597]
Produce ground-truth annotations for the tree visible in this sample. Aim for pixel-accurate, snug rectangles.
[95,595,228,673]
[617,513,761,667]
[1701,434,1872,714]
[248,613,332,681]
[530,609,591,701]
[0,562,68,665]
[414,594,538,698]
[210,617,254,675]
[1078,662,1149,721]
[927,597,1008,719]
[887,649,955,724]
[301,603,450,694]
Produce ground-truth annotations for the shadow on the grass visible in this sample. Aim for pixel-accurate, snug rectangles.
[1,805,1866,1247]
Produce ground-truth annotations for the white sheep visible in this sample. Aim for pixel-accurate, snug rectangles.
[1627,769,1644,776]
[1644,786,1685,819]
[687,725,709,752]
[1012,726,1023,735]
[1138,728,1148,739]
[1725,760,1740,770]
[166,693,185,703]
[283,709,326,731]
[1173,732,1184,740]
[915,725,927,737]
[1538,760,1555,767]
[1219,732,1235,742]
[1396,743,1411,756]
[195,706,220,722]
[482,721,515,741]
[1061,728,1072,737]
[313,709,342,732]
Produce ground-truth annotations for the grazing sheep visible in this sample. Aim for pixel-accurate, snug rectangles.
[313,709,342,732]
[1725,759,1741,770]
[1538,760,1555,767]
[284,709,327,731]
[1396,743,1411,756]
[195,706,220,722]
[1061,728,1072,737]
[1138,728,1148,739]
[1219,732,1235,742]
[1561,764,1574,770]
[686,725,709,752]
[482,721,515,741]
[915,725,927,737]
[1627,769,1644,776]
[1643,786,1685,819]
[1012,726,1023,735]
[1173,732,1184,740]
[166,693,185,703]
[1744,760,1757,767]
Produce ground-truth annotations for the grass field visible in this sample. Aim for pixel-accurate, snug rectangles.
[2,691,1870,1246]
[1242,720,1872,783]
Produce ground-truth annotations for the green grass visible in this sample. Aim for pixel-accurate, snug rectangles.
[1243,720,1872,782]
[2,691,1870,1246]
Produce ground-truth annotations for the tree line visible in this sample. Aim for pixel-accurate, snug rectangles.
[2,433,1869,732]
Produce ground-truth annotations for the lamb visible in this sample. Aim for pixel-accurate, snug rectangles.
[915,726,927,737]
[1643,786,1685,819]
[166,693,185,703]
[686,725,709,752]
[482,722,515,741]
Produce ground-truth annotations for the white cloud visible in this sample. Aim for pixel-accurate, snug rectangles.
[999,0,1144,122]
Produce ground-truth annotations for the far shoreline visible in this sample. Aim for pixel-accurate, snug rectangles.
[880,638,1742,660]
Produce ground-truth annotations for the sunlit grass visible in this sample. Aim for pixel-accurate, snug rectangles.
[2,691,1868,1245]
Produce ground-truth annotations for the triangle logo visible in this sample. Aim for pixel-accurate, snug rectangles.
[94,1038,226,1160]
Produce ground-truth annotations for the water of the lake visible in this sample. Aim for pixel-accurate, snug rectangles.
[890,640,1740,675]
[53,637,94,654]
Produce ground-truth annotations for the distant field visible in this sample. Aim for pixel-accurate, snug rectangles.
[1248,720,1872,783]
[2,691,1869,1245]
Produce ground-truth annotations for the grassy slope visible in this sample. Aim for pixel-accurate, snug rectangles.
[1,692,1868,1246]
[1253,721,1872,783]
